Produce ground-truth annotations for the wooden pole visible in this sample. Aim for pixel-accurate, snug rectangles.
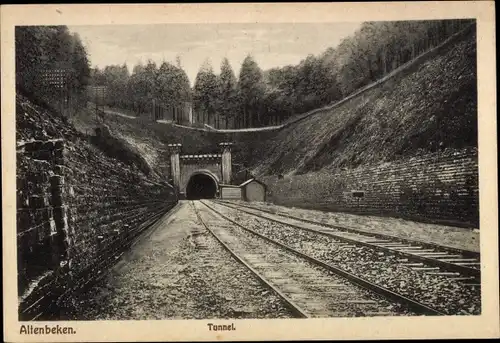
[95,86,98,123]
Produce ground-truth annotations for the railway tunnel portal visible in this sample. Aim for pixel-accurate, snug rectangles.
[168,142,232,199]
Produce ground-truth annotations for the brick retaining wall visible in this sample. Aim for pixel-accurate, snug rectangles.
[262,148,478,227]
[17,137,176,321]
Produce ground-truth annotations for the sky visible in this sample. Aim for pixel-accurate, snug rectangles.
[68,23,362,86]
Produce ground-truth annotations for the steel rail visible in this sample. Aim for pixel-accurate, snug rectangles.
[217,200,480,259]
[189,201,309,318]
[216,200,480,279]
[201,200,444,316]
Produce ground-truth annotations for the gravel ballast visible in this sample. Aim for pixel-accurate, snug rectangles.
[209,201,481,315]
[196,202,412,317]
[226,200,480,252]
[64,201,294,320]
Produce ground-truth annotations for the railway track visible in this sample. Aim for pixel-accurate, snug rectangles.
[210,200,481,315]
[193,200,444,317]
[216,200,481,285]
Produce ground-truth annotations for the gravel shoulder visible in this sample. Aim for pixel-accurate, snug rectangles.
[67,201,293,320]
[229,201,480,252]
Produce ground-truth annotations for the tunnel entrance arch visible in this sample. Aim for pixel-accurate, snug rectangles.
[185,170,219,200]
[168,143,232,199]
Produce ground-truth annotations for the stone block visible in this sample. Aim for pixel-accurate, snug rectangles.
[41,141,56,151]
[33,150,53,161]
[54,140,65,149]
[29,195,46,209]
[24,141,44,152]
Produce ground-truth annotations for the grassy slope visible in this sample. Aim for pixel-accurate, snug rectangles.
[238,25,477,176]
[17,95,168,184]
[70,104,230,177]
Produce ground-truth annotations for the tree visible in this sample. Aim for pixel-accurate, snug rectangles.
[15,25,91,109]
[100,64,130,108]
[334,20,474,95]
[192,59,218,126]
[238,55,265,127]
[217,58,238,129]
[156,61,192,123]
[90,67,106,85]
[68,32,91,94]
[128,63,152,116]
[156,62,178,108]
[172,63,192,105]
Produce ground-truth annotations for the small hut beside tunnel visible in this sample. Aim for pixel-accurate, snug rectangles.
[240,178,267,202]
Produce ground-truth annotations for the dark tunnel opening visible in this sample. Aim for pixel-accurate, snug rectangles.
[186,174,218,200]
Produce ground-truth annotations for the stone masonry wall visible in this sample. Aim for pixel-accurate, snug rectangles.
[16,95,177,321]
[17,140,65,307]
[179,160,221,194]
[262,148,478,227]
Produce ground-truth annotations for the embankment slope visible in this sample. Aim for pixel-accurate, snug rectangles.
[16,94,176,320]
[235,24,477,176]
[70,106,231,178]
[233,25,478,227]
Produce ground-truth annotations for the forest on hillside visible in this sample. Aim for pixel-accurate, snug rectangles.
[15,20,474,129]
[92,19,473,128]
[15,26,91,111]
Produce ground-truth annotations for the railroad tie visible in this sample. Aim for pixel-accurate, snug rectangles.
[406,250,437,254]
[411,267,440,271]
[454,262,481,266]
[377,244,409,248]
[429,254,464,258]
[337,300,378,304]
[425,272,460,276]
[330,291,357,295]
[315,284,346,288]
[418,253,453,258]
[448,277,476,281]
